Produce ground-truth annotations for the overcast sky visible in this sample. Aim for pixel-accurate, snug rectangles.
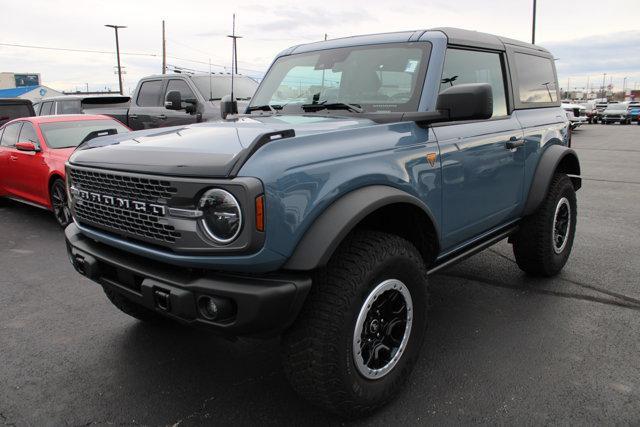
[1,0,639,94]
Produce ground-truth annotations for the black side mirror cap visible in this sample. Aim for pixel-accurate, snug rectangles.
[220,95,238,119]
[165,90,183,110]
[436,83,493,121]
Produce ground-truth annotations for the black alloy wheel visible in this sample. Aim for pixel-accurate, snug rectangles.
[51,179,71,228]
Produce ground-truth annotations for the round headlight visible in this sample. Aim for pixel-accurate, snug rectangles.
[198,188,242,244]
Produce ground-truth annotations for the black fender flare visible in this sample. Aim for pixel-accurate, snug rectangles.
[283,185,439,271]
[523,144,581,216]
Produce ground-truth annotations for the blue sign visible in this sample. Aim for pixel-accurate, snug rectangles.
[39,88,47,97]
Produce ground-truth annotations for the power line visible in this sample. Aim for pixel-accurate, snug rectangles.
[0,41,265,74]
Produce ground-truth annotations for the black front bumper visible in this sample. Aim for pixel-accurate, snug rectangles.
[65,223,311,337]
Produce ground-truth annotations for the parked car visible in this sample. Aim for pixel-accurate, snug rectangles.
[562,102,588,129]
[95,73,258,130]
[601,103,631,124]
[625,101,640,122]
[594,101,610,123]
[0,98,35,126]
[0,114,130,227]
[34,95,131,118]
[579,101,598,123]
[64,28,579,417]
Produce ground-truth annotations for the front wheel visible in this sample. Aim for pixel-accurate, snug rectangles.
[512,173,577,276]
[50,178,72,228]
[282,231,429,418]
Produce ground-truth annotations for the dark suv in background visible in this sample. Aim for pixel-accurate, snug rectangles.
[0,98,35,126]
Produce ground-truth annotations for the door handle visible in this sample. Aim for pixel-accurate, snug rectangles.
[158,114,167,120]
[506,136,524,149]
[9,155,18,161]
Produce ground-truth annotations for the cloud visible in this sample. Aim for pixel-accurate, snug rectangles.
[543,31,640,87]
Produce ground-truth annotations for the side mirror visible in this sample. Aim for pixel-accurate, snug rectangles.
[436,83,493,121]
[220,95,238,119]
[15,141,39,152]
[165,90,183,110]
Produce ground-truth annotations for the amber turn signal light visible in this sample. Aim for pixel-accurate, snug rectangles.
[255,195,265,232]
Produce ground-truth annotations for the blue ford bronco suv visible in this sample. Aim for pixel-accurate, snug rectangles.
[65,28,580,416]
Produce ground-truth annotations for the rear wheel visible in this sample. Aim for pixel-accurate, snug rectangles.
[512,173,577,276]
[282,231,429,417]
[50,178,71,228]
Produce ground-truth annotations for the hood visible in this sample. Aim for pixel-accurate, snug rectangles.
[603,107,627,114]
[68,114,375,177]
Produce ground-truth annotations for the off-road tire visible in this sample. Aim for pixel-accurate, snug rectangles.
[512,173,577,276]
[282,230,429,418]
[103,287,166,323]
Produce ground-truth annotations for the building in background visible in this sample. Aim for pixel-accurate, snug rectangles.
[0,72,42,89]
[0,85,64,102]
[0,72,63,102]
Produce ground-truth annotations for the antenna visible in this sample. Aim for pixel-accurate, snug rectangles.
[227,13,242,100]
[209,58,213,101]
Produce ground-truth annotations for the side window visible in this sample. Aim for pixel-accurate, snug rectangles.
[57,100,82,114]
[0,122,23,147]
[33,103,41,115]
[136,80,164,107]
[439,48,508,117]
[514,53,558,103]
[165,79,197,104]
[18,122,39,145]
[40,101,54,115]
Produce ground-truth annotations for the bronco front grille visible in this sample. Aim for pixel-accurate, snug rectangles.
[74,199,181,243]
[68,168,177,204]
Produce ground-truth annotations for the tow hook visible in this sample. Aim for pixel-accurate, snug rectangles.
[154,289,171,311]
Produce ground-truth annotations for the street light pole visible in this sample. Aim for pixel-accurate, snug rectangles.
[601,73,607,100]
[105,24,127,95]
[531,0,537,44]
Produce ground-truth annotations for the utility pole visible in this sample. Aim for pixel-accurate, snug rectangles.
[586,75,590,98]
[162,20,166,74]
[601,73,607,100]
[105,24,126,95]
[227,14,242,75]
[531,0,537,44]
[623,77,628,94]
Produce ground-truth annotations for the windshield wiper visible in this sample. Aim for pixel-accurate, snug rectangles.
[301,102,363,113]
[246,104,283,113]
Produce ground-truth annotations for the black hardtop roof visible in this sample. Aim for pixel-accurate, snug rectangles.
[433,27,551,54]
[285,27,551,57]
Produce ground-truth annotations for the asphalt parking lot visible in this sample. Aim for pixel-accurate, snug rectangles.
[1,124,639,425]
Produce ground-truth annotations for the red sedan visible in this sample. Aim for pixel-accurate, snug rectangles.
[0,114,130,227]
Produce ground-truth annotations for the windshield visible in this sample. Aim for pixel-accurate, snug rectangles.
[40,119,129,149]
[250,42,431,113]
[191,75,258,100]
[605,105,626,112]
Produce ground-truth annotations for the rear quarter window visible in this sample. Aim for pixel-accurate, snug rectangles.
[514,53,558,104]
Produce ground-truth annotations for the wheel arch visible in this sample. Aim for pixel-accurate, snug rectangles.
[283,185,440,271]
[523,144,581,216]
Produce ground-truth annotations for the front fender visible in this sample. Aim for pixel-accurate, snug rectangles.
[283,185,439,271]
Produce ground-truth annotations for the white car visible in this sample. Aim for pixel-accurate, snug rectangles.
[562,102,588,129]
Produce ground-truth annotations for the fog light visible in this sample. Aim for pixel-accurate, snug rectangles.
[198,295,236,321]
